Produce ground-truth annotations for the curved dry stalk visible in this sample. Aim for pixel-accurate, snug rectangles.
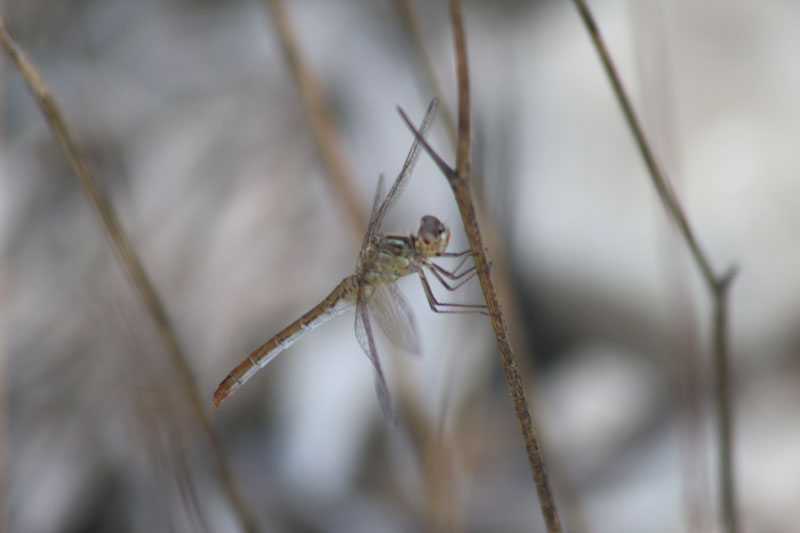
[0,15,259,533]
[569,1,739,532]
[262,0,368,240]
[402,1,562,530]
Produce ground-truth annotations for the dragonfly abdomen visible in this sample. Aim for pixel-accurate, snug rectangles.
[212,277,358,408]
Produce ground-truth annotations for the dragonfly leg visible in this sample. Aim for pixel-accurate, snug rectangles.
[417,270,488,315]
[439,247,471,264]
[429,254,493,291]
[429,263,479,291]
[439,248,473,257]
[438,248,488,261]
[437,248,479,277]
[434,249,492,278]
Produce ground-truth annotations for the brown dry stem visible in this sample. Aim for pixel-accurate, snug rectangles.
[0,14,259,533]
[569,1,739,531]
[395,4,588,527]
[449,2,561,530]
[263,0,367,240]
[402,1,562,531]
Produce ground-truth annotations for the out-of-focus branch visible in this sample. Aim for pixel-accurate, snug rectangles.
[401,1,562,530]
[263,0,367,240]
[0,14,259,533]
[569,2,739,532]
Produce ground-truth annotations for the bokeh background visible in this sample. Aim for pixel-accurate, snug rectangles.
[3,0,800,531]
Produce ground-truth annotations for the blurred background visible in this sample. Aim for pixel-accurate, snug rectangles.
[3,0,800,531]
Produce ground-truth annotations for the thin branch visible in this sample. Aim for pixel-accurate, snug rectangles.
[713,266,738,532]
[569,1,739,531]
[0,15,259,533]
[394,6,588,527]
[263,0,367,239]
[449,3,561,529]
[401,1,563,531]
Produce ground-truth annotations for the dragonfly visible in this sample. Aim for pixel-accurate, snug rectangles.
[212,98,485,418]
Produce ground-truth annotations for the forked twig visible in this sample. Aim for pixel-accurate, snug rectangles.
[263,0,368,240]
[0,15,259,533]
[395,4,587,525]
[401,1,562,531]
[569,1,739,531]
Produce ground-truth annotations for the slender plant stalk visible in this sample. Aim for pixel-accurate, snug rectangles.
[448,3,562,530]
[402,1,562,530]
[569,1,739,531]
[262,0,367,240]
[0,15,259,533]
[713,271,737,532]
[395,7,590,528]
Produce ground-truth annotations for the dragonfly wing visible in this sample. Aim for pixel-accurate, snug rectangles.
[354,296,395,421]
[357,99,440,270]
[372,98,439,231]
[357,174,385,267]
[369,283,421,356]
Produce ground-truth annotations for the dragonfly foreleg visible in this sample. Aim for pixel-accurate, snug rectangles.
[430,250,493,291]
[438,248,473,258]
[429,262,479,291]
[417,270,488,315]
[437,248,492,278]
[436,250,474,278]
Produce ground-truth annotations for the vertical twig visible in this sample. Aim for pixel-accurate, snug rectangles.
[263,0,368,240]
[396,5,587,527]
[569,1,739,531]
[713,269,738,533]
[0,15,259,533]
[448,3,561,530]
[402,1,562,530]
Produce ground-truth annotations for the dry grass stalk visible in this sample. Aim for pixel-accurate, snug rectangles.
[263,0,368,240]
[569,1,739,531]
[0,14,259,533]
[401,1,563,530]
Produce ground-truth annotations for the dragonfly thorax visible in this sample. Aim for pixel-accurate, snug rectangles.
[378,235,413,257]
[361,235,415,286]
[415,215,450,258]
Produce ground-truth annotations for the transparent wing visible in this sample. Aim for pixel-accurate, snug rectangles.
[368,283,421,356]
[357,174,385,266]
[372,98,438,232]
[358,98,439,268]
[354,294,395,420]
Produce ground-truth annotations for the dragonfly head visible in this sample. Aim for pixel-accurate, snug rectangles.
[416,215,450,257]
